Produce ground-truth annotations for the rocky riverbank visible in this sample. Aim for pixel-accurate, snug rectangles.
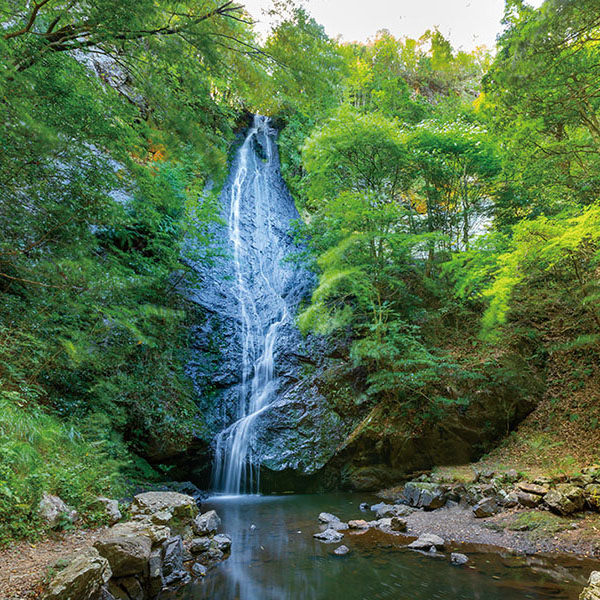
[310,464,600,562]
[21,491,232,600]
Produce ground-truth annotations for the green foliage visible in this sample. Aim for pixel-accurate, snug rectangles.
[481,205,600,338]
[0,0,260,543]
[0,390,131,545]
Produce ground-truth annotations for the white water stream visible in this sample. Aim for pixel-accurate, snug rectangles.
[213,115,289,495]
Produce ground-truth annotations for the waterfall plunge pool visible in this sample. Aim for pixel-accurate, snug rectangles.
[166,493,596,600]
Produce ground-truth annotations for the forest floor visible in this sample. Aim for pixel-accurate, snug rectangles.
[0,528,104,600]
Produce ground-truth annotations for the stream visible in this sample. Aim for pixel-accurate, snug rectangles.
[169,493,594,600]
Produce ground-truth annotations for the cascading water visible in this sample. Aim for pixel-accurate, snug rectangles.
[186,114,342,494]
[212,115,291,495]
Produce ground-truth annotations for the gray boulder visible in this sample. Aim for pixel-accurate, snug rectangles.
[131,492,198,536]
[375,504,414,519]
[39,493,78,529]
[403,482,447,510]
[472,497,498,518]
[328,520,349,531]
[313,529,344,543]
[162,536,188,586]
[544,485,585,516]
[190,537,212,554]
[407,533,445,551]
[451,552,469,565]
[318,512,340,524]
[43,547,111,600]
[94,532,152,578]
[334,545,350,555]
[518,491,543,508]
[211,534,232,552]
[93,497,122,526]
[193,510,221,535]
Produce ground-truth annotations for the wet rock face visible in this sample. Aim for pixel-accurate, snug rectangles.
[184,116,343,490]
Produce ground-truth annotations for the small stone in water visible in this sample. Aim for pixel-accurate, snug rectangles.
[359,503,370,512]
[334,545,350,556]
[250,524,257,531]
[313,529,344,543]
[451,553,469,565]
[318,512,341,524]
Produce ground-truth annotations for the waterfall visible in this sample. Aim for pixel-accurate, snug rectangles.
[212,115,290,495]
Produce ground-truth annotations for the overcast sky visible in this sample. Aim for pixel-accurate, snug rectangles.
[241,0,545,52]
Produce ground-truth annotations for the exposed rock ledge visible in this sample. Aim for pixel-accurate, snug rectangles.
[43,492,231,600]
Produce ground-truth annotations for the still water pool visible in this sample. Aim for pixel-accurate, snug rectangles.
[171,494,596,600]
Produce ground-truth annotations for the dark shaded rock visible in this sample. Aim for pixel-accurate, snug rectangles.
[165,482,208,504]
[473,497,498,518]
[211,534,232,552]
[162,537,186,586]
[114,577,143,600]
[403,482,447,510]
[43,548,111,600]
[325,361,541,491]
[190,537,211,554]
[197,547,225,566]
[390,517,407,532]
[518,491,543,508]
[479,484,496,498]
[585,484,600,510]
[148,549,163,598]
[544,485,585,515]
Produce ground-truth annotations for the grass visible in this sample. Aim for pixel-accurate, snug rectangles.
[0,389,152,546]
[484,511,573,539]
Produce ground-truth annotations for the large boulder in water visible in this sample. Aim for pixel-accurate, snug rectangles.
[193,510,221,535]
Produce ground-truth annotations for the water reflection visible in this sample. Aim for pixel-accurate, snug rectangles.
[172,494,595,600]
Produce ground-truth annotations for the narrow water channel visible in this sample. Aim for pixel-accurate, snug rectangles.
[169,494,595,600]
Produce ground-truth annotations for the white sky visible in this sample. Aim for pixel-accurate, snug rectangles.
[241,0,546,52]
